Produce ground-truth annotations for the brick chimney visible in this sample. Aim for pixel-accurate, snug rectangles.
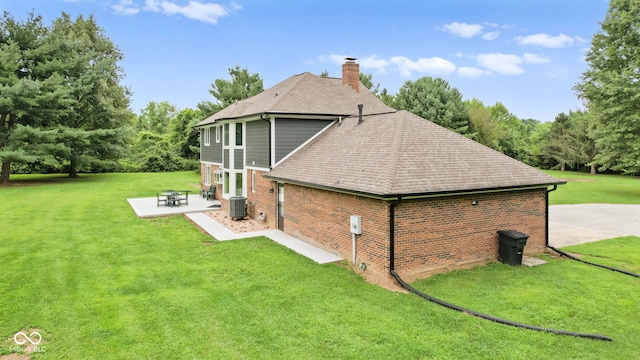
[342,58,360,93]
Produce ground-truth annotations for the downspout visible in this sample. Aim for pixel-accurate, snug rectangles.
[389,198,399,272]
[545,185,557,247]
[545,185,639,278]
[388,192,612,341]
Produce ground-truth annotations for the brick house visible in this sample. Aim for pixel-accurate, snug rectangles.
[195,60,563,286]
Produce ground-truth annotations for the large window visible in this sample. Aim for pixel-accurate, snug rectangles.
[235,123,243,146]
[223,171,230,194]
[204,165,211,185]
[235,172,243,196]
[251,170,256,193]
[204,128,211,146]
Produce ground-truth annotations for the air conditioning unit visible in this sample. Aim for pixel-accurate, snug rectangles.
[229,197,247,220]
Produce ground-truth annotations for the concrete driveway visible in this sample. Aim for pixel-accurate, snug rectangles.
[549,204,640,247]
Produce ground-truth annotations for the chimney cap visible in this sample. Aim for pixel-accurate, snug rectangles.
[344,57,357,62]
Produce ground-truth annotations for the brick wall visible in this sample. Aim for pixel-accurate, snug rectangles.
[284,184,392,284]
[284,184,548,284]
[246,169,278,229]
[200,162,223,206]
[394,189,547,281]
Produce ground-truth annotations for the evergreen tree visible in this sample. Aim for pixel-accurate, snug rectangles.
[395,76,469,134]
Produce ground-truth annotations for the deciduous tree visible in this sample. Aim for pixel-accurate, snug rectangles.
[574,0,640,174]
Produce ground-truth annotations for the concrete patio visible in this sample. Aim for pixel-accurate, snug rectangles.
[127,194,343,264]
[127,193,221,218]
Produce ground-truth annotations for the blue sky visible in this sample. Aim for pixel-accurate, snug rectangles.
[2,0,610,122]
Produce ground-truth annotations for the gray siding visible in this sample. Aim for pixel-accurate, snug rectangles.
[234,149,244,170]
[246,120,269,168]
[275,119,331,163]
[200,127,222,163]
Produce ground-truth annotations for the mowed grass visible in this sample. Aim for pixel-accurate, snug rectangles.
[0,172,638,359]
[544,170,640,205]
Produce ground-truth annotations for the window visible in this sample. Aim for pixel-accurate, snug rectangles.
[214,169,222,184]
[215,126,220,143]
[223,124,229,146]
[235,123,243,146]
[204,128,211,146]
[235,172,243,196]
[223,171,230,194]
[204,165,211,185]
[251,170,256,193]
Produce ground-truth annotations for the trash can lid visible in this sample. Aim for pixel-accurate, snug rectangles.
[497,230,529,239]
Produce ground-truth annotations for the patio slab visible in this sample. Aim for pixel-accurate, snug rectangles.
[127,194,221,218]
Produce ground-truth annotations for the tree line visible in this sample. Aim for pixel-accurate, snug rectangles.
[2,0,639,183]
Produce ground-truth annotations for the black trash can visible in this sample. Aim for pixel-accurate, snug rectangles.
[497,230,529,266]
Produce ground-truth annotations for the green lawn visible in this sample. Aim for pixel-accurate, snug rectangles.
[1,172,638,359]
[544,170,640,205]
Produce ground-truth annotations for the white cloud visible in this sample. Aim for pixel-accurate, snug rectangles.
[319,54,350,64]
[320,54,456,77]
[523,52,550,64]
[112,0,140,15]
[144,0,237,24]
[442,22,483,38]
[476,53,524,75]
[458,67,491,78]
[515,33,575,48]
[482,31,499,41]
[390,56,456,77]
[359,55,390,73]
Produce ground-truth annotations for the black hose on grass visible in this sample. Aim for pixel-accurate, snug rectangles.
[547,245,639,278]
[390,270,613,342]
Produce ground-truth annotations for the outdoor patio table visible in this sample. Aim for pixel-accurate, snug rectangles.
[163,192,181,207]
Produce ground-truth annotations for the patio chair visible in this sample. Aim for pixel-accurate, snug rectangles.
[156,193,168,207]
[178,190,190,205]
[203,185,216,200]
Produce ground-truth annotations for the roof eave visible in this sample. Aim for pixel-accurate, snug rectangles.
[263,174,566,200]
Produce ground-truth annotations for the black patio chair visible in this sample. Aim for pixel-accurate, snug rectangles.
[202,185,216,200]
[156,193,168,207]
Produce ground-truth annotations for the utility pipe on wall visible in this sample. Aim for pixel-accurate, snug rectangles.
[352,233,356,264]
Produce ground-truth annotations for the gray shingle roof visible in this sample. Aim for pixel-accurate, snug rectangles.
[266,110,563,196]
[195,72,395,126]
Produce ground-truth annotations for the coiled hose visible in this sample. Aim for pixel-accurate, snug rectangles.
[390,270,612,341]
[547,245,639,278]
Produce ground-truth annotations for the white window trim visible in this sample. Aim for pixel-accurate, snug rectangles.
[214,169,222,184]
[215,126,220,143]
[204,127,211,146]
[220,122,247,199]
[204,164,211,185]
